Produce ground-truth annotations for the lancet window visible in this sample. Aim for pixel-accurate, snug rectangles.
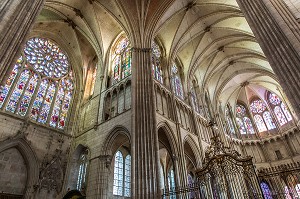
[0,37,74,130]
[235,104,255,134]
[250,99,276,132]
[268,92,292,126]
[225,105,235,134]
[113,151,131,197]
[190,88,200,113]
[151,41,163,83]
[77,151,88,190]
[260,182,273,199]
[171,63,183,99]
[167,169,176,199]
[112,36,131,84]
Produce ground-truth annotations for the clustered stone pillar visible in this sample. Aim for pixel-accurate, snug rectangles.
[0,0,45,81]
[131,47,160,198]
[236,0,300,120]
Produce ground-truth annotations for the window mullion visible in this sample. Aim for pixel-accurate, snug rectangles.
[46,82,59,124]
[36,81,51,122]
[25,76,41,118]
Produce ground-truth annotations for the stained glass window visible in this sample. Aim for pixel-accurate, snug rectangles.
[274,106,287,126]
[113,151,124,196]
[250,100,266,114]
[244,117,255,134]
[0,37,74,130]
[77,151,88,190]
[236,118,246,134]
[236,104,246,117]
[168,169,176,199]
[260,182,273,199]
[269,93,281,106]
[225,107,235,134]
[113,151,131,197]
[263,111,276,130]
[171,63,183,99]
[112,37,131,84]
[152,41,163,83]
[254,115,267,132]
[124,155,131,197]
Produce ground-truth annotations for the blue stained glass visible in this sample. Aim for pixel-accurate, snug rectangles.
[18,72,38,116]
[0,63,20,108]
[6,70,30,113]
[38,82,56,124]
[30,79,49,120]
[243,117,255,134]
[50,84,64,128]
[260,182,273,199]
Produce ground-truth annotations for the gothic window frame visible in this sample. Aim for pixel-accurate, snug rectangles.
[151,41,163,83]
[250,98,276,132]
[235,103,255,135]
[260,181,273,199]
[111,35,132,85]
[0,37,75,130]
[113,150,131,197]
[225,104,235,134]
[267,92,293,126]
[167,168,176,199]
[171,62,184,99]
[190,87,200,113]
[76,149,89,191]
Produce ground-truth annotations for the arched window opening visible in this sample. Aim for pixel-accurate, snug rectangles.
[168,169,176,199]
[236,104,255,134]
[250,99,276,132]
[268,92,293,126]
[0,37,74,130]
[152,41,163,83]
[225,105,235,134]
[260,182,272,199]
[111,36,131,84]
[113,151,131,197]
[76,151,88,191]
[171,63,183,99]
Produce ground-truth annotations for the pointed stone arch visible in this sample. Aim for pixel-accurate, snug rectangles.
[0,136,39,198]
[183,135,202,168]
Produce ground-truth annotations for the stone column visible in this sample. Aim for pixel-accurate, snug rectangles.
[0,0,45,81]
[131,47,160,198]
[236,0,300,119]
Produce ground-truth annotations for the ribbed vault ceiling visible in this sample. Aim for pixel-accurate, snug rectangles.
[37,0,283,114]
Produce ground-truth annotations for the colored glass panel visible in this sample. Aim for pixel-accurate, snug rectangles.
[269,93,281,105]
[50,83,64,128]
[274,106,287,126]
[124,155,131,197]
[191,89,199,113]
[254,115,267,132]
[152,41,163,83]
[171,64,183,99]
[77,153,88,190]
[113,56,121,82]
[6,70,30,113]
[38,82,56,124]
[243,117,255,134]
[281,103,292,122]
[236,117,246,134]
[263,111,276,130]
[18,72,38,116]
[30,79,49,120]
[260,182,273,199]
[0,61,21,108]
[121,49,131,78]
[250,100,266,114]
[113,151,124,196]
[24,37,69,78]
[236,104,246,117]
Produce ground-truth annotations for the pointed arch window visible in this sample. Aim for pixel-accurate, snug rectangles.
[171,63,183,99]
[250,99,276,132]
[152,41,163,83]
[0,37,74,130]
[77,151,88,190]
[225,106,235,134]
[113,151,131,197]
[236,104,255,134]
[268,92,292,126]
[111,37,131,84]
[260,182,273,199]
[190,88,199,113]
[168,169,176,199]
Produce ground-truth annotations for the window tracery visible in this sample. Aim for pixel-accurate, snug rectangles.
[151,41,163,83]
[268,92,292,126]
[171,63,183,99]
[113,151,131,197]
[235,104,255,134]
[0,37,74,130]
[112,37,131,84]
[77,151,88,190]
